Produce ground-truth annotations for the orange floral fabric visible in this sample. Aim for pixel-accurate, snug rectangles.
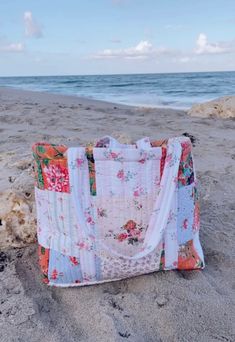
[38,245,50,284]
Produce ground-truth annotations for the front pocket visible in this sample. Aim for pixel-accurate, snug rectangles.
[93,192,159,258]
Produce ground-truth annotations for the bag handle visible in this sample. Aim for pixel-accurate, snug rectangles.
[95,136,152,149]
[98,138,182,260]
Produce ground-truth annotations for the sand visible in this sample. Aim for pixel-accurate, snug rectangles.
[0,87,235,342]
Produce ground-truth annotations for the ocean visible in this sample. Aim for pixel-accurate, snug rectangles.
[0,71,234,109]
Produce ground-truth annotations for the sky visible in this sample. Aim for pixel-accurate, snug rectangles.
[0,0,235,76]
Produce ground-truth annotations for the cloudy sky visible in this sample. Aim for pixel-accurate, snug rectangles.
[0,0,235,76]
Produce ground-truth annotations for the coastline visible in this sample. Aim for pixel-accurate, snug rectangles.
[0,86,190,111]
[0,85,189,110]
[0,86,235,342]
[1,70,235,110]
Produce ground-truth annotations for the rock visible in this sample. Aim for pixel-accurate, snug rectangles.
[188,96,235,119]
[0,190,36,248]
[0,151,37,248]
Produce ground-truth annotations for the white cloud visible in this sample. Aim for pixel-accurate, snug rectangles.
[91,35,235,63]
[92,40,173,60]
[195,33,232,55]
[24,11,42,38]
[0,42,24,53]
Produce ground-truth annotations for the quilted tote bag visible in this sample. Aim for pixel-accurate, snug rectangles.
[32,136,204,287]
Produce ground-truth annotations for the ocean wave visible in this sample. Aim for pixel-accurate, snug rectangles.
[0,71,234,109]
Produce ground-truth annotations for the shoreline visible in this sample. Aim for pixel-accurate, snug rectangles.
[1,70,235,112]
[0,86,188,111]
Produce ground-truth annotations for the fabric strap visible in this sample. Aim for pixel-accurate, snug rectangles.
[67,147,97,281]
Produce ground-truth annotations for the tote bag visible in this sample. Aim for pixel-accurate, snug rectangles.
[32,136,204,287]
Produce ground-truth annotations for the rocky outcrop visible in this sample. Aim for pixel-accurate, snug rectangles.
[188,96,235,118]
[0,155,36,248]
[0,190,36,248]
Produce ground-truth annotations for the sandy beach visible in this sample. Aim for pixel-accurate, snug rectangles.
[0,87,235,342]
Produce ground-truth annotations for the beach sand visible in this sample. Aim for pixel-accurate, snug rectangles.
[0,87,235,342]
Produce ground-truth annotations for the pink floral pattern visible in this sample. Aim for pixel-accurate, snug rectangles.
[50,268,64,280]
[43,164,69,192]
[138,150,159,164]
[133,186,146,197]
[84,207,95,225]
[113,220,146,245]
[97,208,107,218]
[76,158,85,168]
[104,149,124,162]
[133,199,143,210]
[69,256,79,266]
[117,169,137,182]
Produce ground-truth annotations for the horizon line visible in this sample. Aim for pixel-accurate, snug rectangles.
[0,70,235,78]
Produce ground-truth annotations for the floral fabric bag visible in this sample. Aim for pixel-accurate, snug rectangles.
[32,136,204,287]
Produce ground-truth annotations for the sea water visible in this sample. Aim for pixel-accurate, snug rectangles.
[0,71,234,109]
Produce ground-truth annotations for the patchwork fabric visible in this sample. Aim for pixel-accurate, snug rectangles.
[32,143,69,192]
[38,245,50,284]
[178,139,194,187]
[33,136,204,287]
[99,246,162,281]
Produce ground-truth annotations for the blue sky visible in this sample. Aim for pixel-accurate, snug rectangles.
[0,0,235,76]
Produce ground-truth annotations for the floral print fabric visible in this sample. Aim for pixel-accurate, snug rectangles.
[33,136,204,286]
[32,142,69,192]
